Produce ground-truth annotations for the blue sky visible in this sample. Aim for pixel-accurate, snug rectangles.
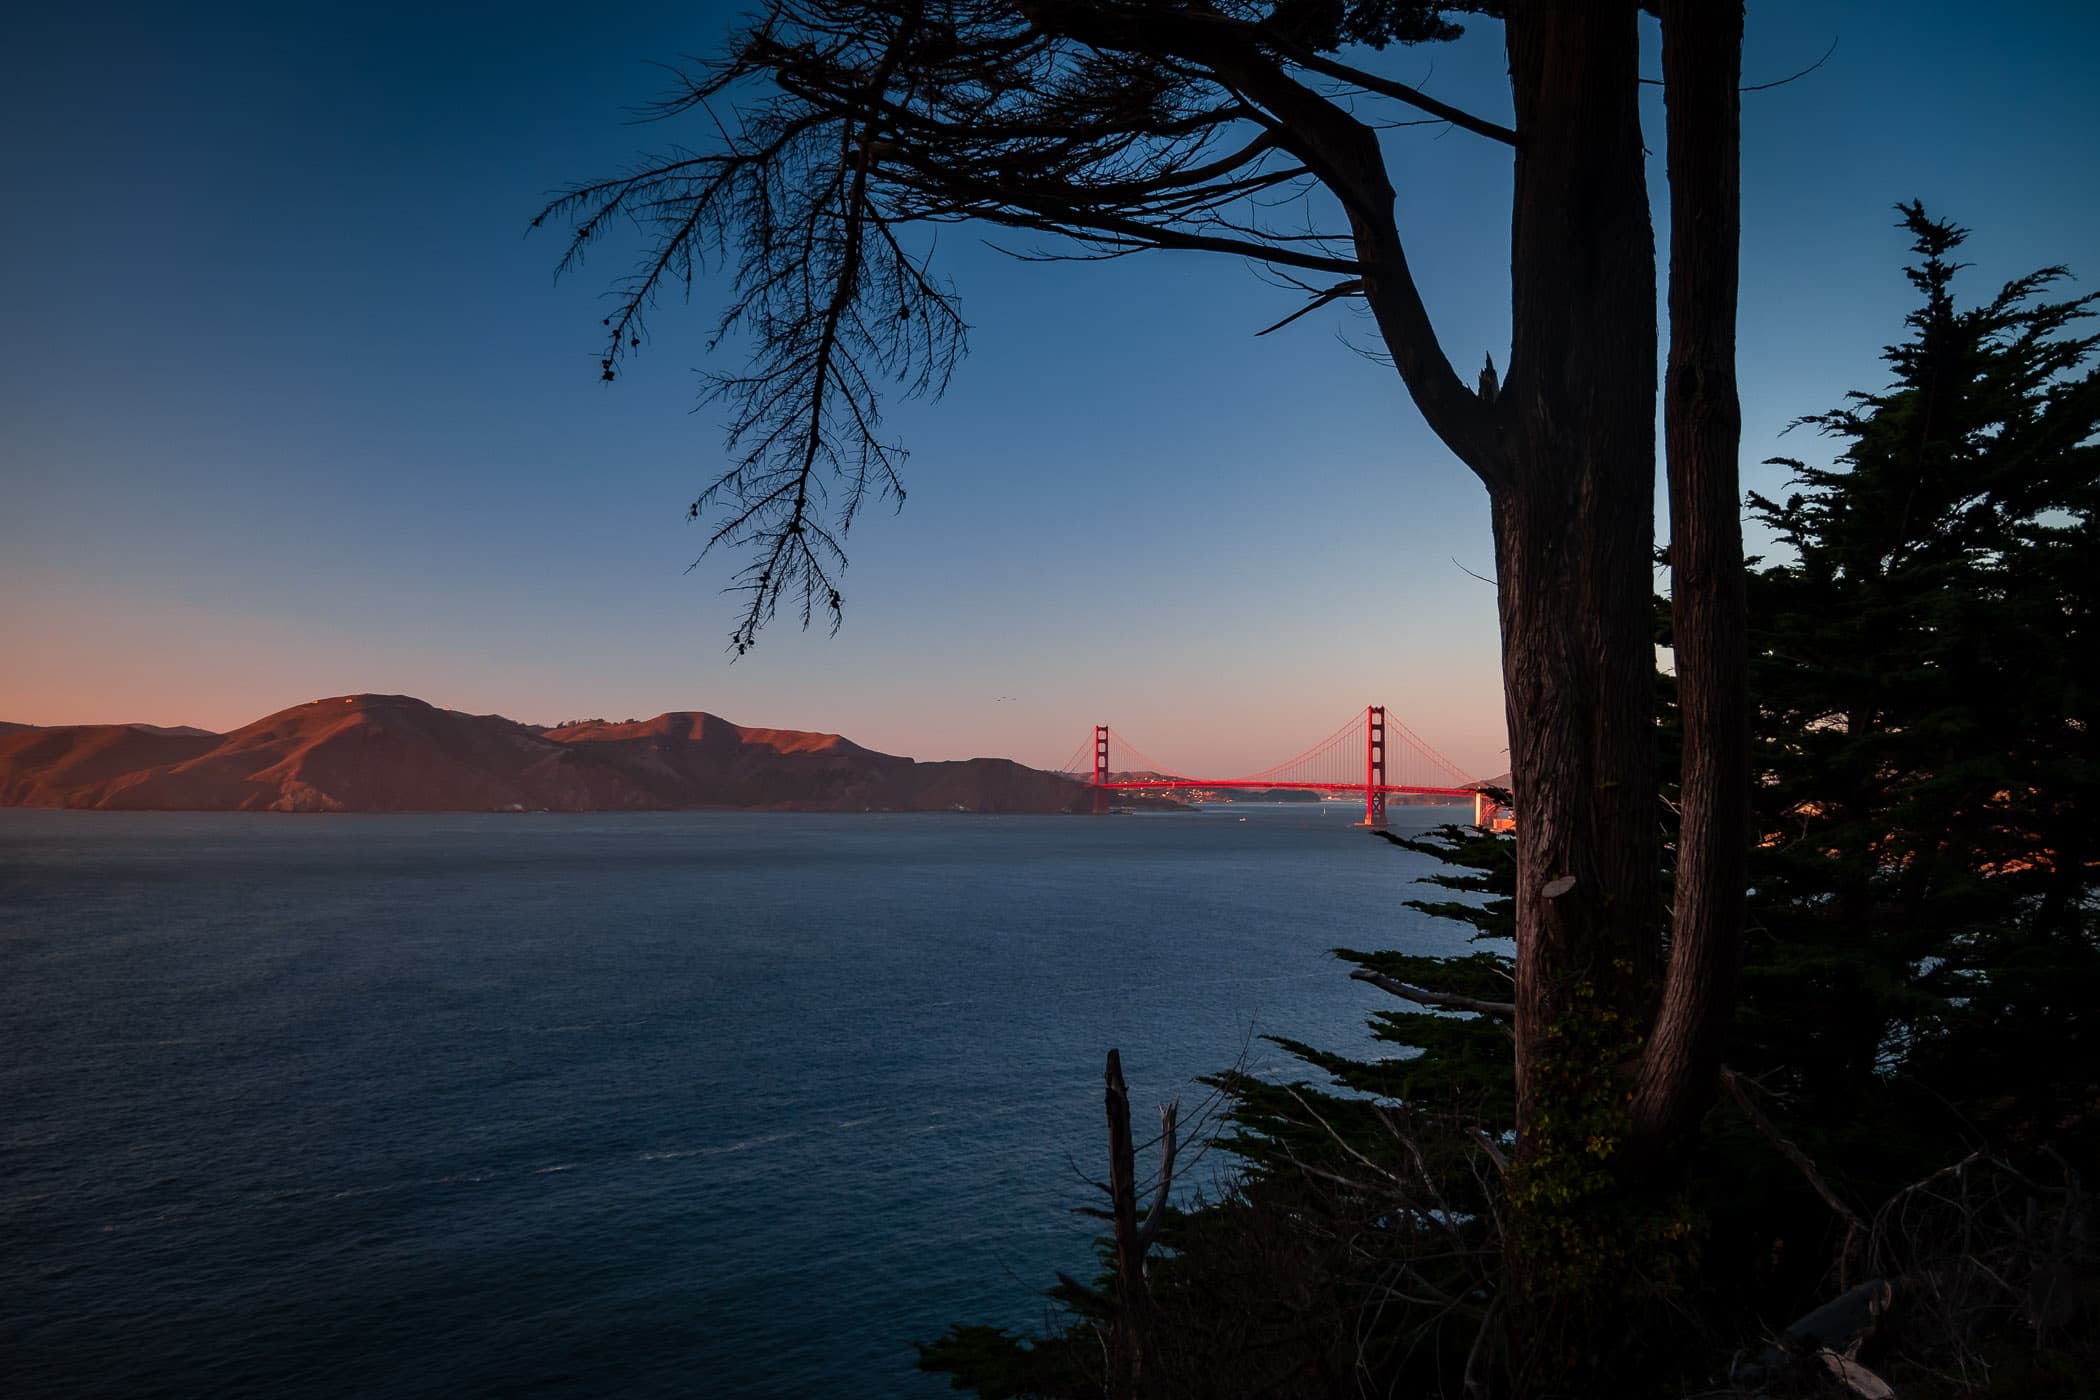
[3,1,2094,778]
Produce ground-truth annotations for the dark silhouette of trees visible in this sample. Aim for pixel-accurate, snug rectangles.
[1735,206,2100,1168]
[917,209,2098,1395]
[543,0,1751,1356]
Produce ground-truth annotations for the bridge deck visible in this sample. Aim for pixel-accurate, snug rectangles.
[1095,780,1477,797]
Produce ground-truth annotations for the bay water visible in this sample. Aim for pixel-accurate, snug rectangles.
[1,804,1476,1397]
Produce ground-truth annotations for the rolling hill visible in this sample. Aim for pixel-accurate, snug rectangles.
[0,695,1090,814]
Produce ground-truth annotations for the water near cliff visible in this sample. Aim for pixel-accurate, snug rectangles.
[1,805,1476,1398]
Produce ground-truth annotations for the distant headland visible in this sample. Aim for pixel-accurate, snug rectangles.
[0,694,1096,814]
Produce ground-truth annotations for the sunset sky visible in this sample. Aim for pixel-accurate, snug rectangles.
[4,1,2095,779]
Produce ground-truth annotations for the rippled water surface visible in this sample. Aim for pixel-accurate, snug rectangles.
[1,805,1473,1398]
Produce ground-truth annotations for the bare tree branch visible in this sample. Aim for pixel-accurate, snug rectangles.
[1720,1067,1867,1242]
[1254,277,1364,335]
[1257,37,1517,145]
[1468,1126,1511,1174]
[1350,967,1516,1017]
[1740,35,1838,93]
[1136,1096,1179,1253]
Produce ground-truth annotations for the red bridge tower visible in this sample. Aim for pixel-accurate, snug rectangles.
[1363,705,1388,830]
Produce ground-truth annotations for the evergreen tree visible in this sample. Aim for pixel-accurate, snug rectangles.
[1734,204,2100,1168]
[1652,203,2100,1390]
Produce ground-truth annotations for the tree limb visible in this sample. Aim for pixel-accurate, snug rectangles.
[1051,3,1520,145]
[1720,1067,1867,1240]
[1018,0,1499,475]
[1350,967,1514,1017]
[1628,0,1749,1157]
[551,0,1508,642]
[1136,1095,1179,1253]
[1469,1126,1512,1174]
[1101,1048,1157,1388]
[1253,277,1364,335]
[1740,36,1838,93]
[1258,35,1518,146]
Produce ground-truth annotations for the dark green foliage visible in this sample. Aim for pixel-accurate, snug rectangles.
[1735,203,2100,1166]
[1376,810,1516,941]
[1689,206,2100,1382]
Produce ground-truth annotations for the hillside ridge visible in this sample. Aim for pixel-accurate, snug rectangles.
[0,694,1087,814]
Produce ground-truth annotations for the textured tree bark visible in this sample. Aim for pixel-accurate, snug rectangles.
[1498,0,1662,1143]
[1630,0,1748,1161]
[1102,1049,1154,1398]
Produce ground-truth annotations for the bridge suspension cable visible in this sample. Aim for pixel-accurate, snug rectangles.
[1079,711,1477,789]
[1056,703,1492,829]
[1384,714,1475,791]
[1102,729,1184,782]
[1052,737,1096,783]
[1228,709,1365,787]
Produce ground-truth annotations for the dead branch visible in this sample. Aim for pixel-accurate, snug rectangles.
[1720,1066,1867,1260]
[1276,47,1518,145]
[1350,967,1515,1017]
[1137,1096,1179,1254]
[1879,1149,1987,1212]
[1282,1085,1407,1192]
[1105,1049,1146,1289]
[1101,1048,1164,1393]
[1468,1127,1511,1175]
[1740,36,1840,93]
[1253,277,1364,336]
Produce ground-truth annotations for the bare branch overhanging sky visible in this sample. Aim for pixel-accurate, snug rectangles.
[3,1,2094,777]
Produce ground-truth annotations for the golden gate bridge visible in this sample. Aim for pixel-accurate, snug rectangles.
[1051,705,1502,830]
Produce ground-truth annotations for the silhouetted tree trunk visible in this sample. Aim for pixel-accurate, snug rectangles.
[1634,0,1747,1160]
[1494,0,1665,1138]
[1102,1049,1153,1394]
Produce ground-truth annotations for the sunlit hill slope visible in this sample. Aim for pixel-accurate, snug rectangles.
[0,695,1090,814]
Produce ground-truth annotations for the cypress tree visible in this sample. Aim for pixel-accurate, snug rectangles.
[1734,205,2100,1168]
